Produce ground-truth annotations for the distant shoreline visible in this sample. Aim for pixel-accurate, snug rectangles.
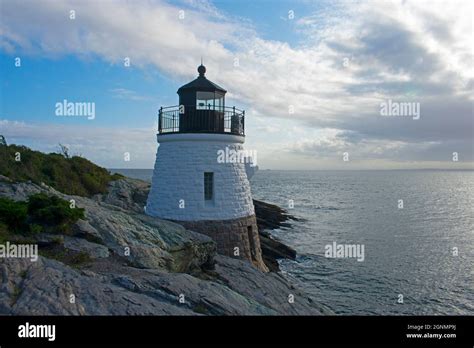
[110,168,474,172]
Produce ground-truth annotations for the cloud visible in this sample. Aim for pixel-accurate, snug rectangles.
[109,88,153,101]
[0,119,157,168]
[0,0,472,168]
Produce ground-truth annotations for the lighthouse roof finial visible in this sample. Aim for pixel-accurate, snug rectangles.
[198,59,206,77]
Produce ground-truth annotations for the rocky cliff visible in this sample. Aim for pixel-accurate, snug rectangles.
[0,176,330,315]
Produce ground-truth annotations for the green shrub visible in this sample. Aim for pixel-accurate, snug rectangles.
[0,222,10,244]
[27,193,85,233]
[29,224,43,234]
[0,143,123,197]
[0,194,84,235]
[0,197,27,232]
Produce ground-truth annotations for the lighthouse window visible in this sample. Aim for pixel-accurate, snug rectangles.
[196,92,224,111]
[204,172,214,200]
[196,92,215,110]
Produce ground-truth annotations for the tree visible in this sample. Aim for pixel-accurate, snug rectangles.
[58,143,70,159]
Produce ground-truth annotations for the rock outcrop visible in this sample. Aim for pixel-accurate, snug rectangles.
[98,178,299,272]
[253,200,298,272]
[0,178,330,315]
[0,180,215,273]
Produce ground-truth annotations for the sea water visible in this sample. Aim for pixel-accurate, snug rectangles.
[113,168,474,315]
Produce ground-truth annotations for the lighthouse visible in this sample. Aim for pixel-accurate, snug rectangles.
[146,64,268,272]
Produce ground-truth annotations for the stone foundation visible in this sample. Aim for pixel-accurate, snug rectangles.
[174,214,268,272]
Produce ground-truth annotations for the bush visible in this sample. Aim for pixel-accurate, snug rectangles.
[0,194,85,235]
[0,222,10,244]
[27,193,85,233]
[0,143,123,197]
[0,197,27,232]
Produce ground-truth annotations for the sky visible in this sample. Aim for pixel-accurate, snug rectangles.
[0,0,473,170]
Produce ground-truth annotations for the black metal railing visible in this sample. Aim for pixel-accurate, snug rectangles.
[158,105,245,136]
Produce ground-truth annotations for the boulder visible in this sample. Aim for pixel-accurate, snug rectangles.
[0,254,329,315]
[0,257,191,315]
[63,236,110,259]
[93,177,150,214]
[0,180,215,273]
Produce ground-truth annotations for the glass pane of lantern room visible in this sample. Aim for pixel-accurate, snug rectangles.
[215,94,224,112]
[196,92,215,110]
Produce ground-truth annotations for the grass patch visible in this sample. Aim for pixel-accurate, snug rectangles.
[193,303,210,315]
[39,245,92,268]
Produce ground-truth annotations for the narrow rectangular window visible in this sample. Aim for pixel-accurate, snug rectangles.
[204,172,214,201]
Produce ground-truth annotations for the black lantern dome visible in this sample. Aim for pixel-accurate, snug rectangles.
[158,64,244,136]
[177,64,226,99]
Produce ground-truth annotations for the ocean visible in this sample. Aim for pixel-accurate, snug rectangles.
[112,169,474,315]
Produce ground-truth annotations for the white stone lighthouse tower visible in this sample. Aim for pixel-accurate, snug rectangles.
[146,64,267,271]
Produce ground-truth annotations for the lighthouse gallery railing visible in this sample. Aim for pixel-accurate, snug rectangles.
[158,105,245,136]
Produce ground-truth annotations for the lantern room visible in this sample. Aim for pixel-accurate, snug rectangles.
[158,64,244,135]
[177,64,226,111]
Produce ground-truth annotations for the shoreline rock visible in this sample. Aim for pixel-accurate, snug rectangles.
[0,177,330,315]
[97,177,300,272]
[253,200,298,272]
